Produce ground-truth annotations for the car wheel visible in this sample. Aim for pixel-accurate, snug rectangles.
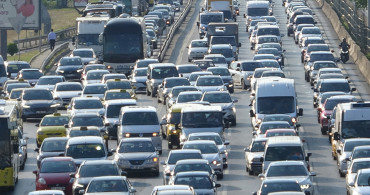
[157,95,161,103]
[223,164,228,168]
[151,89,156,97]
[162,97,166,105]
[231,118,236,126]
[153,171,160,177]
[217,173,224,179]
[241,80,247,90]
[20,162,25,170]
[162,129,166,139]
[188,58,191,62]
[321,127,326,135]
[158,150,162,155]
[248,169,254,175]
[146,88,151,96]
[168,142,172,149]
[229,87,234,94]
[339,170,346,177]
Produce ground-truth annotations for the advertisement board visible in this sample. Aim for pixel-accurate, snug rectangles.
[0,0,41,30]
[74,0,88,8]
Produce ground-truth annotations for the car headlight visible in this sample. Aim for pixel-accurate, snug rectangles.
[300,184,311,189]
[22,105,31,109]
[37,131,43,135]
[118,159,130,165]
[57,70,64,73]
[146,157,159,163]
[212,160,222,166]
[38,178,46,185]
[252,157,260,162]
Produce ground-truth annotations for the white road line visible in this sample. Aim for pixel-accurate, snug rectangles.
[221,184,228,195]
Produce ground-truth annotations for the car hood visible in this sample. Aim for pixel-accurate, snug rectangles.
[58,65,83,71]
[39,151,65,159]
[117,152,156,160]
[196,85,224,92]
[190,47,208,53]
[266,176,310,184]
[211,103,233,110]
[246,152,264,160]
[40,126,66,132]
[355,186,370,194]
[55,91,82,98]
[182,127,223,137]
[133,76,147,83]
[194,189,215,195]
[24,100,55,106]
[72,108,105,115]
[81,57,96,64]
[202,153,221,162]
[39,172,74,184]
[35,85,55,91]
[121,125,160,133]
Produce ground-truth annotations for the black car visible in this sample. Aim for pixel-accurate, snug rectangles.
[55,57,84,80]
[253,179,309,195]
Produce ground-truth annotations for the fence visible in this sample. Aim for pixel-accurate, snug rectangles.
[325,0,370,55]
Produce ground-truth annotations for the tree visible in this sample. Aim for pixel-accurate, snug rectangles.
[355,0,367,8]
[7,43,18,56]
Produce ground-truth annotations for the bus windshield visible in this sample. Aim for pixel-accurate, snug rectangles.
[342,120,370,139]
[104,33,143,63]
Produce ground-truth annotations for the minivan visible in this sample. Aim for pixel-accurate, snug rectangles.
[146,63,179,97]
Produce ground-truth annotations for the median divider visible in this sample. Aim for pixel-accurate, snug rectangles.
[41,42,70,72]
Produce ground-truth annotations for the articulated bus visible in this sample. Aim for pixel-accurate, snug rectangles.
[100,18,150,75]
[0,100,21,190]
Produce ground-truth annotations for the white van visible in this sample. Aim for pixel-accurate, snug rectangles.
[244,1,271,31]
[250,78,303,128]
[0,56,9,89]
[262,136,311,173]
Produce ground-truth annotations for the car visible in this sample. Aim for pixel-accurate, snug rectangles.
[113,138,160,176]
[16,68,44,86]
[71,160,123,195]
[67,97,105,116]
[253,54,277,62]
[103,89,134,101]
[244,138,268,175]
[347,145,370,163]
[170,172,221,195]
[81,83,108,98]
[8,87,25,100]
[5,61,31,79]
[165,86,198,109]
[313,91,347,109]
[293,24,315,42]
[347,168,370,195]
[313,79,356,103]
[346,158,370,194]
[187,39,209,62]
[53,82,83,106]
[194,75,226,92]
[4,82,31,97]
[176,64,202,78]
[18,129,28,170]
[150,185,195,195]
[169,159,216,183]
[67,113,108,136]
[253,179,308,195]
[259,161,316,195]
[201,91,237,125]
[81,176,136,195]
[305,51,337,71]
[193,59,216,71]
[261,114,299,130]
[19,88,61,120]
[34,75,65,91]
[82,69,110,86]
[134,58,159,69]
[67,126,104,138]
[265,128,298,137]
[257,48,284,66]
[208,44,235,64]
[203,54,228,68]
[35,137,69,168]
[188,71,213,86]
[175,91,203,104]
[104,99,137,138]
[101,73,128,83]
[55,57,84,81]
[254,121,293,137]
[129,68,147,93]
[70,48,97,65]
[104,79,136,99]
[182,140,224,179]
[35,113,69,147]
[298,27,322,46]
[187,132,230,168]
[254,35,279,51]
[161,149,203,185]
[146,63,179,97]
[146,29,158,49]
[302,44,331,64]
[81,64,108,79]
[33,157,77,195]
[157,77,190,104]
[308,61,338,85]
[206,67,234,93]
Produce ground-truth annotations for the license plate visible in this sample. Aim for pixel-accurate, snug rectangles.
[67,74,75,77]
[51,187,65,190]
[36,111,46,114]
[130,166,141,169]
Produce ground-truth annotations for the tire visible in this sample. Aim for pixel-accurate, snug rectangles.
[158,150,162,155]
[146,88,151,96]
[162,97,166,105]
[231,118,236,126]
[153,171,160,177]
[248,169,254,175]
[223,164,228,169]
[241,80,247,90]
[168,142,172,149]
[157,96,161,103]
[229,87,234,94]
[151,89,156,97]
[217,173,224,179]
[188,59,191,62]
[20,162,25,170]
[321,127,326,135]
[339,170,345,177]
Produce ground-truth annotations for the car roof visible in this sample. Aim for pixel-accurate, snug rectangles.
[344,138,370,144]
[41,157,74,162]
[319,79,349,83]
[203,91,230,95]
[73,96,101,101]
[175,159,209,165]
[121,137,153,142]
[89,176,128,181]
[353,145,370,150]
[82,160,115,165]
[84,83,107,87]
[352,158,370,163]
[152,185,191,191]
[56,82,82,86]
[261,121,291,125]
[105,99,137,106]
[189,132,220,136]
[267,136,302,145]
[269,160,306,166]
[170,149,202,154]
[358,168,370,174]
[121,106,156,112]
[72,112,101,117]
[184,140,216,145]
[67,136,104,145]
[43,137,69,141]
[175,171,210,177]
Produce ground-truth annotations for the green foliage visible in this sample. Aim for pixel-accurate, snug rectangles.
[355,0,367,8]
[7,43,18,56]
[366,52,370,61]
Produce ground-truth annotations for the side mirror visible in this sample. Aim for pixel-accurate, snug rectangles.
[79,190,85,195]
[70,173,76,178]
[310,172,317,176]
[236,67,240,71]
[343,170,348,174]
[258,173,265,179]
[348,181,354,187]
[337,149,342,155]
[333,132,340,140]
[196,21,200,27]
[249,110,255,117]
[345,157,350,161]
[34,148,39,153]
[351,88,357,92]
[243,14,246,18]
[244,147,250,152]
[130,187,137,193]
[252,131,257,136]
[298,108,303,116]
[160,161,166,165]
[253,192,257,195]
[121,171,128,176]
[108,151,113,156]
[233,99,238,103]
[215,183,221,188]
[64,124,69,128]
[313,88,318,92]
[32,170,38,175]
[224,140,230,145]
[110,148,116,153]
[238,43,241,47]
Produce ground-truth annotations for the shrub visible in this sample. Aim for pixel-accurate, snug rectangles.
[7,43,18,56]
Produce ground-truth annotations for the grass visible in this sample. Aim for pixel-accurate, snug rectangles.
[7,50,40,62]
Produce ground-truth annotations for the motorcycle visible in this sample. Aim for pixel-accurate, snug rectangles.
[339,44,350,63]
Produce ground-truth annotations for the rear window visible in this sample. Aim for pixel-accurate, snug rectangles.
[168,153,203,164]
[241,62,262,71]
[265,146,304,161]
[121,112,158,125]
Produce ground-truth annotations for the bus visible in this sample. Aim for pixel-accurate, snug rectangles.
[100,18,150,75]
[0,100,22,190]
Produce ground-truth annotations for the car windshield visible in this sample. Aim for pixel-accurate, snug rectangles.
[258,96,295,114]
[247,7,269,16]
[23,90,53,100]
[146,30,155,37]
[191,41,208,47]
[175,176,213,189]
[151,67,178,79]
[206,57,226,64]
[208,68,230,76]
[177,94,202,103]
[87,180,128,193]
[10,90,22,99]
[21,71,43,79]
[7,63,30,73]
[352,161,370,173]
[167,153,203,164]
[183,144,218,154]
[106,105,126,118]
[188,135,223,145]
[261,181,301,194]
[56,84,82,91]
[320,82,350,93]
[308,45,329,53]
[118,141,155,153]
[40,161,76,173]
[177,66,201,74]
[73,50,93,58]
[41,140,67,152]
[241,62,262,71]
[357,173,370,186]
[309,53,335,62]
[265,146,304,161]
[66,143,106,158]
[182,112,223,127]
[78,164,119,177]
[121,112,158,125]
[87,72,108,80]
[74,100,103,109]
[86,66,106,73]
[313,62,337,70]
[137,60,158,68]
[202,93,232,103]
[267,165,307,177]
[105,92,131,100]
[324,99,353,110]
[60,58,82,66]
[211,37,236,46]
[304,40,325,48]
[254,55,276,61]
[134,69,147,76]
[174,164,212,175]
[251,140,267,152]
[259,61,280,68]
[263,115,293,126]
[165,79,190,88]
[171,88,197,97]
[41,116,69,126]
[302,28,321,34]
[107,81,131,90]
[210,48,233,58]
[258,28,280,36]
[258,49,279,56]
[353,149,370,159]
[200,14,223,24]
[37,77,63,85]
[262,72,285,78]
[320,92,346,104]
[260,123,292,134]
[72,116,104,127]
[344,141,370,152]
[266,130,296,137]
[196,77,223,86]
[83,85,108,94]
[189,74,210,82]
[6,83,30,93]
[69,130,100,137]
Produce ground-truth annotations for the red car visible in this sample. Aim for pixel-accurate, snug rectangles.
[33,157,77,195]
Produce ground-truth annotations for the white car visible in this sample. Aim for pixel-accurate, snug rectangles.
[82,69,110,86]
[67,96,105,116]
[194,75,226,92]
[34,75,65,91]
[188,39,208,62]
[53,82,83,106]
[70,48,97,65]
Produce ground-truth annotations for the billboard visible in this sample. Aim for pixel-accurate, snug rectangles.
[74,0,88,8]
[0,0,41,31]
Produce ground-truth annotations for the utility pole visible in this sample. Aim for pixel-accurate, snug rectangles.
[0,30,7,61]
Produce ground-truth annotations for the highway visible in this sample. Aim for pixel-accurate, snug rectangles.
[6,0,370,194]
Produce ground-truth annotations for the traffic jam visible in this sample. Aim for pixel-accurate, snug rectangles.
[0,0,369,194]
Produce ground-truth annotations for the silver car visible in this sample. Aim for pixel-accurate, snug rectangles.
[53,82,83,106]
[346,158,370,194]
[244,138,268,175]
[170,172,221,195]
[130,68,148,93]
[347,168,370,195]
[182,140,224,179]
[259,161,316,195]
[114,138,159,176]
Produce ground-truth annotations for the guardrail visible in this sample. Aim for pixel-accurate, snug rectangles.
[157,0,193,62]
[14,27,76,50]
[40,42,70,72]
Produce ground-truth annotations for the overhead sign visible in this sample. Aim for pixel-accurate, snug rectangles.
[0,0,41,30]
[74,0,88,8]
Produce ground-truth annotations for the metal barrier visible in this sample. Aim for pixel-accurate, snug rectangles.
[14,27,76,50]
[41,42,70,71]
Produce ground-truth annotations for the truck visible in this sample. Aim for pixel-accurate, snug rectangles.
[206,22,241,58]
[197,11,224,38]
[206,0,235,22]
[120,0,149,16]
[76,15,110,61]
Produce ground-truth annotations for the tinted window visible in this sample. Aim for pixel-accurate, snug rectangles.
[23,90,53,100]
[72,116,104,127]
[118,141,155,153]
[151,67,179,79]
[41,116,69,126]
[74,99,103,109]
[78,164,119,177]
[241,62,262,71]
[265,146,304,161]
[168,153,203,164]
[267,165,308,177]
[40,161,76,173]
[121,112,158,125]
[66,143,106,159]
[202,93,232,103]
[60,58,82,66]
[56,84,82,91]
[258,96,295,114]
[41,140,67,152]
